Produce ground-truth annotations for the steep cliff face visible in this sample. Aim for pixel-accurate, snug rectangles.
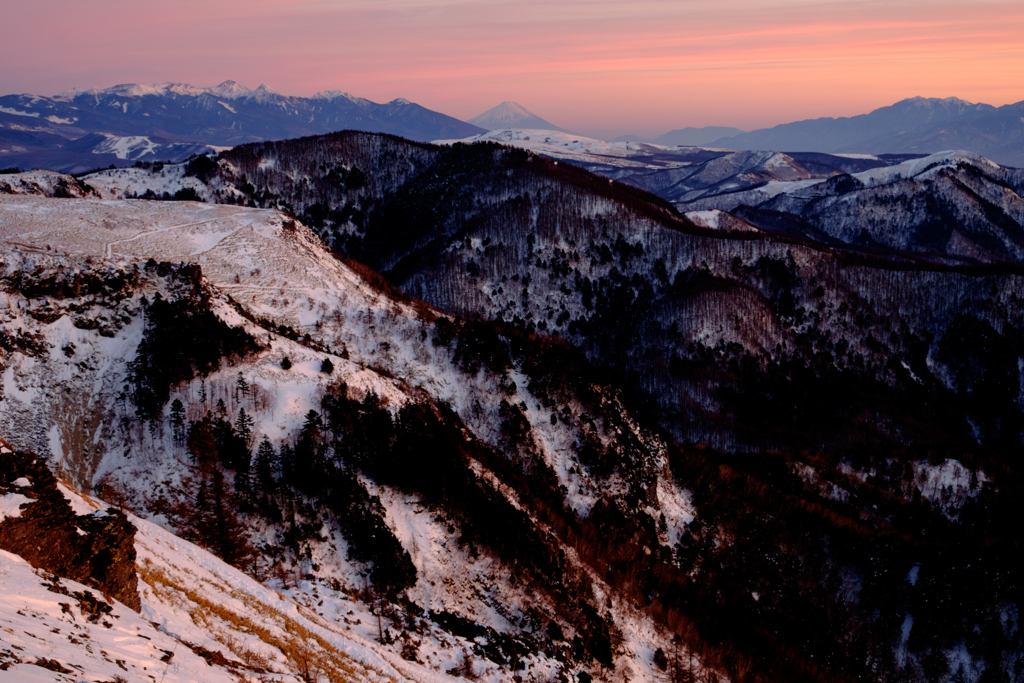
[0,443,140,611]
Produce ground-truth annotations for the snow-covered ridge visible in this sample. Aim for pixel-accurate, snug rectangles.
[0,170,96,198]
[314,90,371,105]
[86,134,222,161]
[751,149,999,200]
[851,149,1000,185]
[684,209,760,234]
[678,149,1012,212]
[434,128,708,171]
[0,105,40,117]
[55,80,279,102]
[4,82,485,174]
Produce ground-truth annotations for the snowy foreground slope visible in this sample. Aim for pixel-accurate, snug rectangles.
[0,548,241,683]
[0,194,701,683]
[1,479,475,683]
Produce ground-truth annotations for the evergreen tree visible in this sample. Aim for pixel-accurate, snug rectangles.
[234,463,253,504]
[279,442,296,485]
[235,372,250,402]
[187,416,217,465]
[177,415,255,569]
[202,462,255,569]
[235,408,256,451]
[293,410,327,495]
[212,414,249,472]
[254,436,279,492]
[169,398,186,443]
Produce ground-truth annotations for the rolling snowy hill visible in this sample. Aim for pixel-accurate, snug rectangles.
[432,129,915,209]
[434,130,1024,266]
[682,150,1024,265]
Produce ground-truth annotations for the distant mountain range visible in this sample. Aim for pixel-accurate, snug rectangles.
[468,101,568,132]
[0,80,485,172]
[453,96,1024,168]
[4,84,1024,173]
[651,126,746,147]
[706,96,1024,167]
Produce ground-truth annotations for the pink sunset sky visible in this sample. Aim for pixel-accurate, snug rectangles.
[4,0,1023,139]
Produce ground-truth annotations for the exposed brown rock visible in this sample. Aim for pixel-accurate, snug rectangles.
[0,447,140,612]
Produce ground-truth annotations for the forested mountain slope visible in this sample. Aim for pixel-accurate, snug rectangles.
[0,194,705,683]
[0,131,1019,683]
[83,135,1024,449]
[433,132,1024,268]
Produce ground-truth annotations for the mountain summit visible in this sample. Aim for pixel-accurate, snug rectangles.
[707,95,1024,166]
[0,80,485,172]
[468,101,567,131]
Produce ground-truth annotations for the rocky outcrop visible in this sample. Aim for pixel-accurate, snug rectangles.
[0,170,97,198]
[0,443,140,611]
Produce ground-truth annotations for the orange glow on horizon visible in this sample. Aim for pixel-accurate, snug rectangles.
[2,0,1022,138]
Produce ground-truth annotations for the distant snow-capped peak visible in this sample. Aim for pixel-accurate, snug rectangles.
[480,101,533,121]
[55,80,279,102]
[313,90,369,105]
[468,101,567,132]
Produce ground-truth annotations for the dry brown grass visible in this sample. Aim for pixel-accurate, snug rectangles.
[139,558,399,683]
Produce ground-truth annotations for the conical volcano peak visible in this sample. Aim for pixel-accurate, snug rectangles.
[468,101,567,132]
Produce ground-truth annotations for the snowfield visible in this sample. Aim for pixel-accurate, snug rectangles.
[434,129,705,170]
[0,548,240,683]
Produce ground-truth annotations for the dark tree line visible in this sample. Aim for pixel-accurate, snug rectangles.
[126,286,259,422]
[150,412,255,569]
